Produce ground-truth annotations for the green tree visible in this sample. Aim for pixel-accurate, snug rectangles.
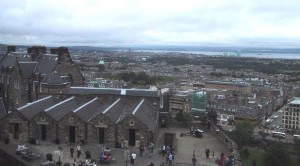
[264,143,290,166]
[294,139,300,162]
[231,120,254,147]
[175,111,193,122]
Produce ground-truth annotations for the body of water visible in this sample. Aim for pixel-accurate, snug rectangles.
[133,49,300,59]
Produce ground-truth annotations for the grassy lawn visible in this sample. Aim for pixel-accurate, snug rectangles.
[241,147,300,166]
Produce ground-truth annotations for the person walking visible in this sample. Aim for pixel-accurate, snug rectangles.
[131,151,136,166]
[70,146,74,158]
[162,145,166,157]
[124,148,130,166]
[205,147,210,158]
[168,153,174,166]
[217,153,227,166]
[76,144,82,158]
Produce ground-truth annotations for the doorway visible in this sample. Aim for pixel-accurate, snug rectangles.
[98,128,105,144]
[13,123,19,139]
[40,125,47,140]
[129,129,136,146]
[69,126,76,143]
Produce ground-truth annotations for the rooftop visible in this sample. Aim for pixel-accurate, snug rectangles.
[290,98,300,105]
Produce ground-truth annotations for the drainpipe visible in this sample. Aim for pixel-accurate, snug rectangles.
[27,121,30,141]
[115,124,118,148]
[85,123,88,144]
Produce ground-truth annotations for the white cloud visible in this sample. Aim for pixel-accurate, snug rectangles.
[0,0,299,47]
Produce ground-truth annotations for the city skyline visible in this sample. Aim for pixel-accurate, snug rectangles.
[1,0,300,47]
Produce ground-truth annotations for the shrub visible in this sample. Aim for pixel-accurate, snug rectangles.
[244,148,250,157]
[175,112,193,122]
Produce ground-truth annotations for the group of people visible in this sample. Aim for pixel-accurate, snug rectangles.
[72,159,97,166]
[99,145,113,162]
[139,142,155,158]
[161,144,172,157]
[70,143,83,158]
[123,143,159,166]
[216,152,236,166]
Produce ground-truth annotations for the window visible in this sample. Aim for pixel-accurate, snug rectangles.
[14,80,18,89]
[129,119,134,126]
[69,116,74,123]
[99,117,103,124]
[32,82,36,92]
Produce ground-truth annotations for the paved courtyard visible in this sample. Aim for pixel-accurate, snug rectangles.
[1,127,232,166]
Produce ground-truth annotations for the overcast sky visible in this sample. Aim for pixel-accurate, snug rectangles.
[0,0,299,47]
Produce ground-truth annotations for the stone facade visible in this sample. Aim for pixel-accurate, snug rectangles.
[87,113,115,146]
[4,90,159,147]
[31,112,56,142]
[0,46,85,112]
[54,47,85,86]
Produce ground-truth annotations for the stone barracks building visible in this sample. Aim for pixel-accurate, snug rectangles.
[3,88,160,148]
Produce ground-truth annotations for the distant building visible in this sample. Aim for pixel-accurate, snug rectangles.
[283,98,300,132]
[205,81,252,94]
[190,91,206,116]
[98,59,105,71]
[169,92,190,118]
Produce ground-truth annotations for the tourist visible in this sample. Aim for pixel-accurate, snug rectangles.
[124,148,130,166]
[161,145,166,157]
[205,147,210,158]
[70,146,74,158]
[168,153,174,166]
[131,151,136,166]
[77,144,82,158]
[217,153,227,166]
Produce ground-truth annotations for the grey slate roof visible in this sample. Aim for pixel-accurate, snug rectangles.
[0,98,7,119]
[66,87,159,97]
[18,62,38,78]
[103,98,128,124]
[45,96,82,121]
[18,96,58,120]
[205,81,250,87]
[42,72,66,85]
[125,89,159,97]
[61,76,72,83]
[0,52,31,68]
[132,99,157,131]
[74,97,108,122]
[35,54,58,74]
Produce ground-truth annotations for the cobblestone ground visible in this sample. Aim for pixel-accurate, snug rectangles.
[31,128,230,166]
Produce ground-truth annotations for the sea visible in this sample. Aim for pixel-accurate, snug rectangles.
[132,50,300,60]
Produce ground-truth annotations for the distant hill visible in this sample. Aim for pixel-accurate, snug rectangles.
[0,43,7,51]
[1,43,300,54]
